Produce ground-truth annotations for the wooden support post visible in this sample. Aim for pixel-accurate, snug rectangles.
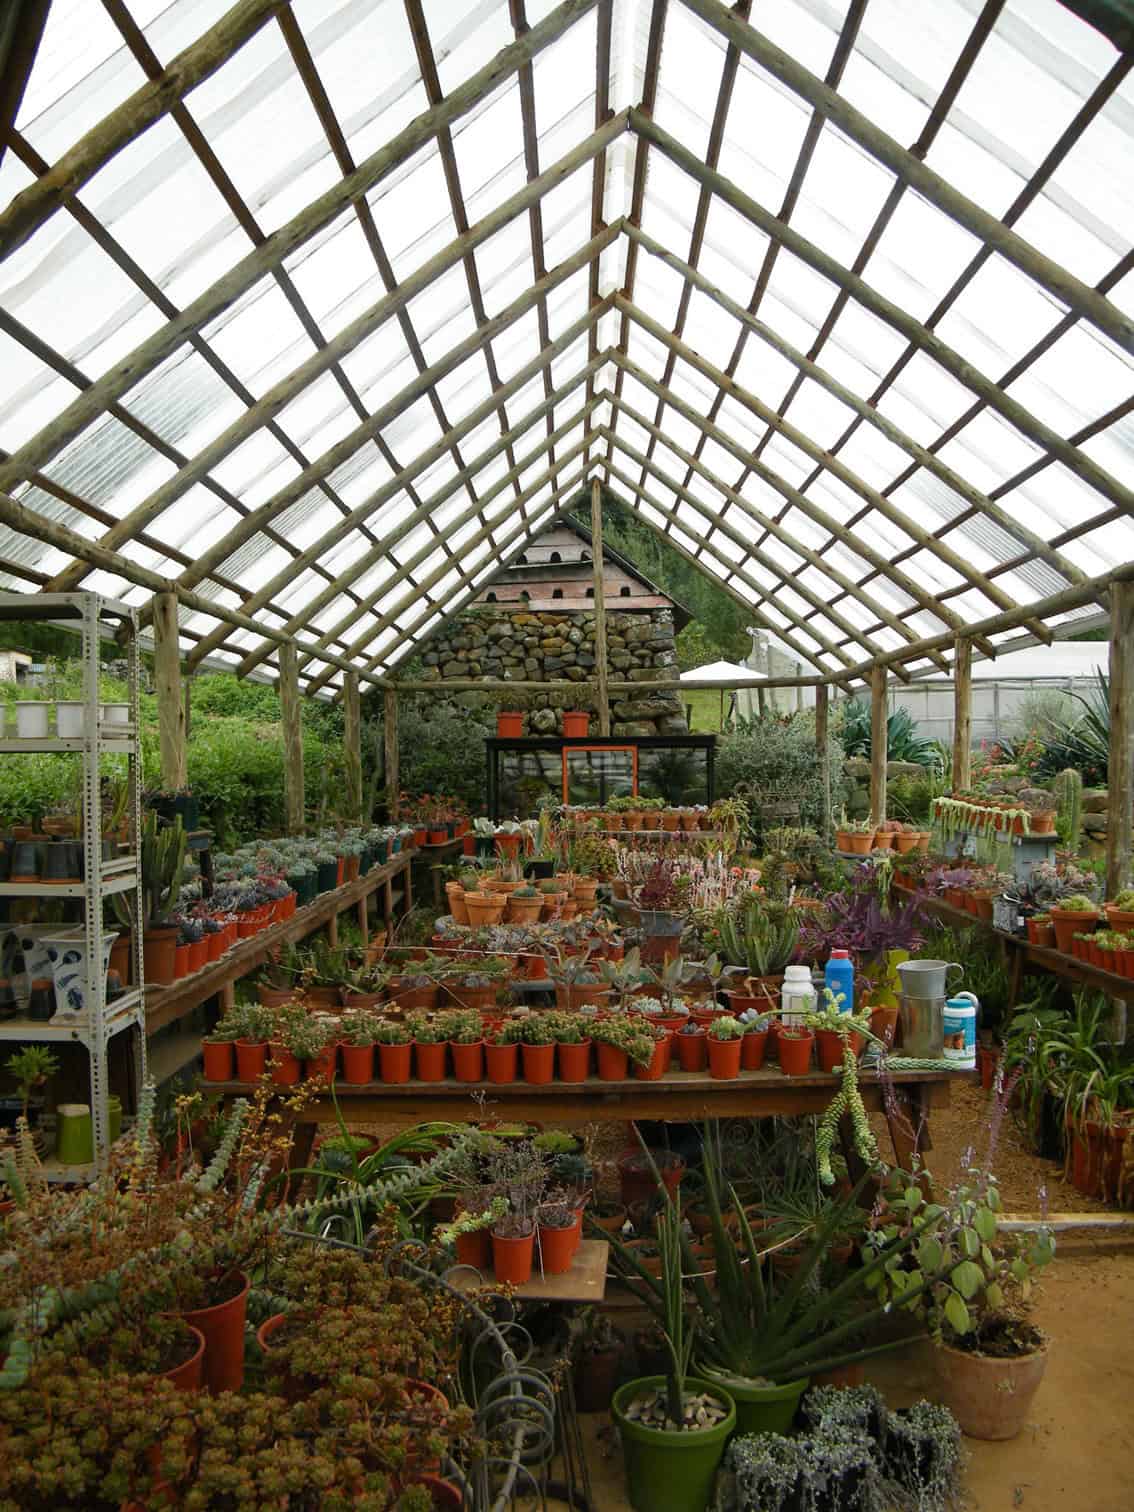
[590,477,611,737]
[952,638,973,792]
[384,688,400,818]
[870,663,888,825]
[815,684,831,837]
[279,643,304,835]
[152,592,187,790]
[1106,582,1134,900]
[343,670,363,823]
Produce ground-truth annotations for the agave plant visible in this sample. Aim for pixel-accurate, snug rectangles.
[716,896,800,975]
[839,699,942,770]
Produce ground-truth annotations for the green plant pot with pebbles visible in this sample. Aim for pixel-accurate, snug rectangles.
[611,1376,735,1512]
[709,1370,809,1437]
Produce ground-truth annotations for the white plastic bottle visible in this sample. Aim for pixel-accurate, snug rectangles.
[781,964,816,1028]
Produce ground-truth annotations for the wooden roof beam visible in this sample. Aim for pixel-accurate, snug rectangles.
[0,0,602,498]
[677,0,1134,356]
[616,296,1037,643]
[611,350,965,664]
[599,404,905,674]
[185,233,617,672]
[622,223,1090,602]
[0,0,287,260]
[628,110,1134,525]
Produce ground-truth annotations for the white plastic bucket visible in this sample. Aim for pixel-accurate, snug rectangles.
[15,702,49,738]
[56,702,85,737]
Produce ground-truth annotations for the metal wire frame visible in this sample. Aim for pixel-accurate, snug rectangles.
[0,0,1129,688]
[281,1222,559,1512]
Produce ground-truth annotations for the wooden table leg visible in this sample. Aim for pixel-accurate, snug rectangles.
[1007,943,1026,1009]
[327,910,339,948]
[404,859,413,914]
[885,1082,931,1169]
[384,878,393,933]
[221,980,235,1012]
[357,896,369,949]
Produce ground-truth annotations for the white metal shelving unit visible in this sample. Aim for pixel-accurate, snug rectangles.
[0,592,145,1181]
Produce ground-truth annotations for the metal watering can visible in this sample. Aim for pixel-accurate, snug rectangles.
[896,959,964,1059]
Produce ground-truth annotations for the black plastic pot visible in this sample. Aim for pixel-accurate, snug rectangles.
[316,860,338,894]
[27,979,55,1021]
[43,842,81,883]
[9,841,40,882]
[524,859,555,879]
[0,979,16,1020]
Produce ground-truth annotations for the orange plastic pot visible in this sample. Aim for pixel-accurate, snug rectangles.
[815,1029,863,1073]
[415,1041,447,1082]
[741,1029,769,1070]
[485,1042,518,1083]
[202,1040,233,1082]
[455,1228,490,1270]
[597,1043,629,1081]
[341,1043,375,1084]
[676,1029,707,1071]
[778,1031,815,1076]
[161,1324,206,1393]
[178,1270,250,1394]
[707,1036,743,1079]
[235,1040,267,1080]
[307,1046,338,1084]
[497,712,524,738]
[187,939,208,973]
[173,943,191,978]
[450,1040,485,1082]
[538,1221,576,1275]
[869,1005,900,1050]
[379,1042,413,1084]
[269,1044,302,1086]
[557,1039,592,1082]
[492,1228,535,1284]
[634,1037,667,1081]
[142,925,178,985]
[522,1041,556,1084]
[562,711,589,739]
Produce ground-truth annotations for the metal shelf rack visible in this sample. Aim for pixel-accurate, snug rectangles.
[0,591,146,1177]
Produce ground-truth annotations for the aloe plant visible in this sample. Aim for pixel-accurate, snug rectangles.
[717,897,800,975]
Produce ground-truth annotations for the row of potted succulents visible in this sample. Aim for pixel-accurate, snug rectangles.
[834,818,931,855]
[932,789,1058,837]
[446,870,602,927]
[397,791,471,846]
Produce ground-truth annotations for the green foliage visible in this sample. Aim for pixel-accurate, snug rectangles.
[838,699,941,768]
[1052,767,1083,851]
[386,694,493,811]
[1025,669,1108,784]
[716,713,845,835]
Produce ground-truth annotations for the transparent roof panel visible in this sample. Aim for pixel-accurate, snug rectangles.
[0,0,1128,681]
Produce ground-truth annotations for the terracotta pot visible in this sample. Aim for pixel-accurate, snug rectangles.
[161,1324,206,1393]
[633,1037,668,1081]
[741,1029,769,1070]
[538,1221,576,1276]
[934,1337,1047,1440]
[557,1039,592,1082]
[464,893,507,925]
[492,1228,535,1285]
[778,1030,814,1076]
[379,1041,413,1084]
[1050,908,1096,955]
[869,1004,900,1050]
[977,1044,1000,1091]
[596,1043,629,1081]
[178,1270,250,1394]
[269,1044,302,1086]
[109,930,131,986]
[522,1041,556,1085]
[415,1041,447,1082]
[341,1043,375,1084]
[676,1028,707,1071]
[873,831,895,850]
[843,832,873,854]
[207,929,227,962]
[485,1041,519,1083]
[202,1040,234,1082]
[618,1149,684,1208]
[815,1028,863,1073]
[235,1039,267,1080]
[455,1227,491,1270]
[707,1035,743,1079]
[497,712,524,738]
[563,711,589,739]
[143,925,179,985]
[187,938,208,973]
[450,1040,485,1082]
[389,982,438,1012]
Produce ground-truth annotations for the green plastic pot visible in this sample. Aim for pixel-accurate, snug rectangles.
[611,1376,735,1512]
[701,1369,809,1437]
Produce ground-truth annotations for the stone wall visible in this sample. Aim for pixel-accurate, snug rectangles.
[419,606,688,736]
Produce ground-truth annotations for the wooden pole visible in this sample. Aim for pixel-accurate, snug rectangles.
[1106,582,1134,900]
[343,670,363,824]
[952,638,973,792]
[590,478,611,736]
[152,592,187,790]
[815,683,831,837]
[279,643,304,834]
[384,689,400,819]
[870,664,888,824]
[386,675,831,693]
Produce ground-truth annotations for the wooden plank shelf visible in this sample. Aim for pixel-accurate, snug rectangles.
[144,850,416,1035]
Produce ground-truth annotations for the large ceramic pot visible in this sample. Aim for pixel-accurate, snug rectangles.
[934,1334,1048,1440]
[44,929,117,1023]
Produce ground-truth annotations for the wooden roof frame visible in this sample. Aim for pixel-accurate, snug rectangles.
[0,0,1128,697]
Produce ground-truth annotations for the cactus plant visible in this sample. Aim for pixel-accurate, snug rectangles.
[140,811,187,926]
[1052,767,1083,852]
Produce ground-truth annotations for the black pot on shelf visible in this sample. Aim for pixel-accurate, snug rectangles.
[0,843,10,882]
[27,978,55,1021]
[523,859,555,880]
[0,978,17,1020]
[43,842,81,884]
[9,841,41,882]
[316,860,338,894]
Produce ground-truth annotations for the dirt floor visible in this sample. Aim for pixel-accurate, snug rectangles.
[534,1078,1134,1511]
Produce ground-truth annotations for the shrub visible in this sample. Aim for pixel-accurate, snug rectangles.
[391,695,494,811]
[716,713,847,835]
